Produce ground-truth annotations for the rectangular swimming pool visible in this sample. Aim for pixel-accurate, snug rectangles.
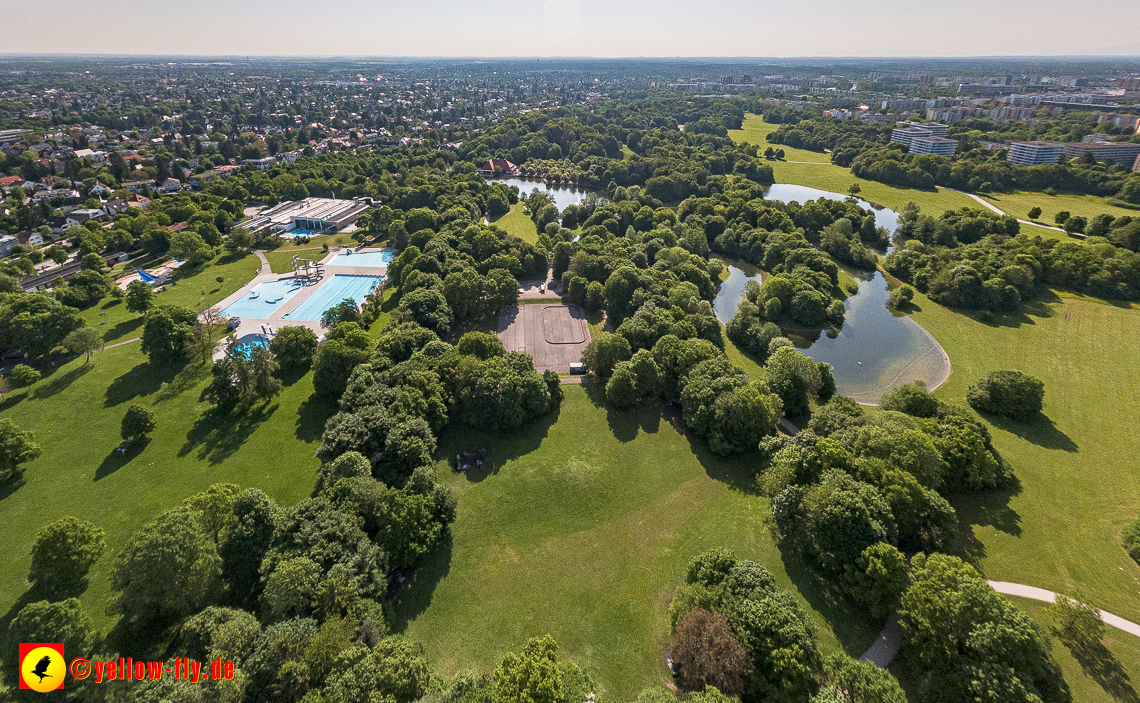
[283,274,383,321]
[328,250,394,268]
[220,278,306,319]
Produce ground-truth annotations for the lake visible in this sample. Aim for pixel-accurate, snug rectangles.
[487,177,586,211]
[765,183,899,232]
[713,261,764,324]
[711,187,949,404]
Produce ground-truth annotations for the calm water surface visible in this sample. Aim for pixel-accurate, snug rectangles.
[712,187,948,403]
[487,177,586,211]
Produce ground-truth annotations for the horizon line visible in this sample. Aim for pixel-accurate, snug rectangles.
[2,53,1140,62]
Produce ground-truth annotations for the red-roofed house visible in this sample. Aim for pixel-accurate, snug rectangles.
[478,158,520,176]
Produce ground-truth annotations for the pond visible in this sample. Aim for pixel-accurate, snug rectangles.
[786,271,949,405]
[713,260,764,324]
[712,189,949,404]
[487,177,587,211]
[765,183,899,233]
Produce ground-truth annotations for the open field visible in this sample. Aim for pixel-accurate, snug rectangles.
[728,114,833,163]
[908,289,1140,626]
[728,115,1133,221]
[0,342,329,632]
[80,253,262,345]
[491,203,539,243]
[395,386,880,700]
[979,191,1139,225]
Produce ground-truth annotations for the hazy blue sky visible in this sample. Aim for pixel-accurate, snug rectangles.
[4,0,1140,57]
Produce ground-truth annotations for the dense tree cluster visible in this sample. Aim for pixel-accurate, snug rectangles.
[899,553,1068,703]
[667,548,906,702]
[885,204,1140,307]
[318,326,559,485]
[765,385,1010,597]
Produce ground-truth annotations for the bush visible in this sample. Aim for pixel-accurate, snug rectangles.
[9,364,41,388]
[269,326,319,369]
[966,370,1045,421]
[1027,207,1042,220]
[1122,519,1140,564]
[879,381,939,417]
[886,285,914,310]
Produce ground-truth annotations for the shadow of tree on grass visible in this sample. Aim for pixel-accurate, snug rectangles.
[387,532,453,633]
[180,403,279,465]
[104,362,179,407]
[1067,639,1140,703]
[296,392,338,444]
[32,363,94,400]
[433,404,560,483]
[947,476,1023,569]
[95,439,151,481]
[983,412,1078,453]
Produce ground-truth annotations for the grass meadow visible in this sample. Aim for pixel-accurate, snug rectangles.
[395,385,879,700]
[979,191,1139,225]
[0,342,330,633]
[909,290,1140,624]
[491,203,540,243]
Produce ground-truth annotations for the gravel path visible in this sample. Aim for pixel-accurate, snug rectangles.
[988,580,1140,638]
[860,580,1140,670]
[938,187,1068,234]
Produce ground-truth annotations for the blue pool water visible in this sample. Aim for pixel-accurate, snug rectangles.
[221,278,306,319]
[328,250,394,267]
[231,335,270,358]
[283,274,383,321]
[285,229,318,237]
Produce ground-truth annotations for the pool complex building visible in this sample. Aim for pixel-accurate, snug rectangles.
[283,274,383,321]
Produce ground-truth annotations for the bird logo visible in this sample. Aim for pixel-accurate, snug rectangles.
[19,643,65,692]
[32,656,53,683]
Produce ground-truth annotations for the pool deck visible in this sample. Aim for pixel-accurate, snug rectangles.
[210,247,392,341]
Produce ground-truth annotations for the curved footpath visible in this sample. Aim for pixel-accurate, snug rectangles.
[938,187,1068,234]
[859,581,1140,668]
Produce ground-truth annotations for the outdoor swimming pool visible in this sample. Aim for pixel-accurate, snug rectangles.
[230,334,270,358]
[328,250,394,267]
[220,278,306,319]
[283,274,383,321]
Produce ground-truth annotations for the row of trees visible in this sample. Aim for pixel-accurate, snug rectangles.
[885,203,1140,308]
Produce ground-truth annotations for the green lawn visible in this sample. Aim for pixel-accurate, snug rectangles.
[1015,598,1140,703]
[0,343,330,632]
[491,203,540,243]
[979,191,1139,225]
[265,248,326,274]
[908,290,1140,626]
[395,386,880,700]
[727,114,1016,215]
[728,114,832,163]
[81,253,262,345]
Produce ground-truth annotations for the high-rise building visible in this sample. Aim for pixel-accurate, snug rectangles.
[910,136,958,157]
[1007,141,1064,166]
[1062,141,1140,165]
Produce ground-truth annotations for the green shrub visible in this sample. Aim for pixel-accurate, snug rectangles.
[967,370,1044,421]
[9,364,41,388]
